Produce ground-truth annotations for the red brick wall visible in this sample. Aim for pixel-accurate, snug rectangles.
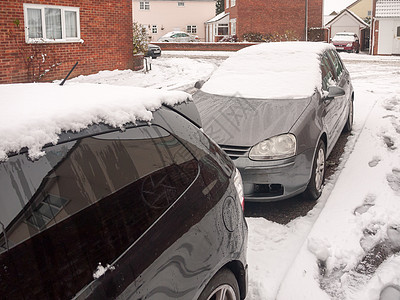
[0,0,134,83]
[154,42,257,51]
[228,0,322,41]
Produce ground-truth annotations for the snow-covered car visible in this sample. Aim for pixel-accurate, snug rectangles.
[331,32,360,53]
[158,31,199,42]
[194,42,354,202]
[0,84,247,299]
[145,43,161,58]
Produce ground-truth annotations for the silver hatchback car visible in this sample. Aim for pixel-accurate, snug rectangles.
[194,42,354,202]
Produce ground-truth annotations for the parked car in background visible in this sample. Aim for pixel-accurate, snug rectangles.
[158,31,199,42]
[194,42,354,202]
[331,32,360,53]
[0,84,248,300]
[145,43,162,58]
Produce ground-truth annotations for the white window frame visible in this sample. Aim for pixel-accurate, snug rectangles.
[23,3,80,44]
[230,18,236,35]
[225,0,229,9]
[187,25,197,34]
[217,23,229,36]
[139,1,150,10]
[231,0,236,7]
[177,2,185,7]
[152,25,158,34]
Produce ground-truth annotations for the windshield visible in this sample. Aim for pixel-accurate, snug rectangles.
[332,34,356,42]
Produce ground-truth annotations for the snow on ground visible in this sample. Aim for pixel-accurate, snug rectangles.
[63,50,400,299]
[64,56,222,91]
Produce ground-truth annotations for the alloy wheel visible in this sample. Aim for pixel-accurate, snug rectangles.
[206,284,237,300]
[315,148,325,191]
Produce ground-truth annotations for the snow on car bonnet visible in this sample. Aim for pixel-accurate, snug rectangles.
[0,83,190,161]
[201,41,335,99]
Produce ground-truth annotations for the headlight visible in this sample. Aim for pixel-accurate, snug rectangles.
[346,43,353,47]
[249,134,296,160]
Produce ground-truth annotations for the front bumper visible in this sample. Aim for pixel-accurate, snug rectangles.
[232,148,314,202]
[334,45,353,52]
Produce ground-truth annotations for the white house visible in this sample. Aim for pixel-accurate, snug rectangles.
[325,9,369,50]
[132,0,216,42]
[371,0,400,55]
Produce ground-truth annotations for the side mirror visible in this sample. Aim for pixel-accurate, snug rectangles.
[327,86,345,99]
[194,80,205,89]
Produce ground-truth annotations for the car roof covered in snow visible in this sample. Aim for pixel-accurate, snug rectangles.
[0,83,190,161]
[201,41,335,99]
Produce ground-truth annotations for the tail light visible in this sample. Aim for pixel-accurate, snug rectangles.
[233,168,244,210]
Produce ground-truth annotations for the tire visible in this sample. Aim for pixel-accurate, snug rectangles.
[343,100,354,133]
[198,268,240,300]
[303,140,326,201]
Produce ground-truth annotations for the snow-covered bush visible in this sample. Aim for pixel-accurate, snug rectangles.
[132,22,148,54]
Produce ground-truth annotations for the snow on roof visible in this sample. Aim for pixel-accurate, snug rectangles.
[201,41,335,99]
[206,11,229,23]
[376,0,400,17]
[0,83,190,161]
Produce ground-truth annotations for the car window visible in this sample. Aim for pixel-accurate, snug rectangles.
[0,125,198,250]
[327,50,344,79]
[321,53,336,91]
[0,125,198,297]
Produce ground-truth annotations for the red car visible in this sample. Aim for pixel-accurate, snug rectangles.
[332,32,360,53]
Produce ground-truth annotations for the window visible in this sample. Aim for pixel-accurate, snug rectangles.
[152,25,158,34]
[0,125,198,296]
[178,1,185,7]
[397,26,400,37]
[230,19,236,35]
[187,25,197,34]
[368,10,372,16]
[24,4,80,43]
[321,53,336,91]
[231,0,236,7]
[226,0,229,9]
[140,1,150,10]
[217,23,229,35]
[327,50,344,79]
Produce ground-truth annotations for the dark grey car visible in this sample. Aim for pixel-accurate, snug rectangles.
[194,42,354,201]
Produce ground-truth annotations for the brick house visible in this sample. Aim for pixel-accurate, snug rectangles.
[213,0,323,41]
[371,0,400,55]
[0,1,135,84]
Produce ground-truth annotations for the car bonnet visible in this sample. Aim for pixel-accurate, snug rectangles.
[194,90,312,147]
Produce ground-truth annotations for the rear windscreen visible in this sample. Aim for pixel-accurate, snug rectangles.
[0,125,198,298]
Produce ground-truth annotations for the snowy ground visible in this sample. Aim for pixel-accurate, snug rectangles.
[68,51,400,299]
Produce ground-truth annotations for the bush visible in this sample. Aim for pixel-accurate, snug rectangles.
[133,22,148,54]
[242,30,300,43]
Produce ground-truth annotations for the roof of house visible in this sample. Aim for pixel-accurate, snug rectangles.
[376,0,400,18]
[206,11,229,23]
[325,9,369,28]
[346,0,363,10]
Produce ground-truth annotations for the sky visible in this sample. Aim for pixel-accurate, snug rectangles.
[324,0,356,15]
